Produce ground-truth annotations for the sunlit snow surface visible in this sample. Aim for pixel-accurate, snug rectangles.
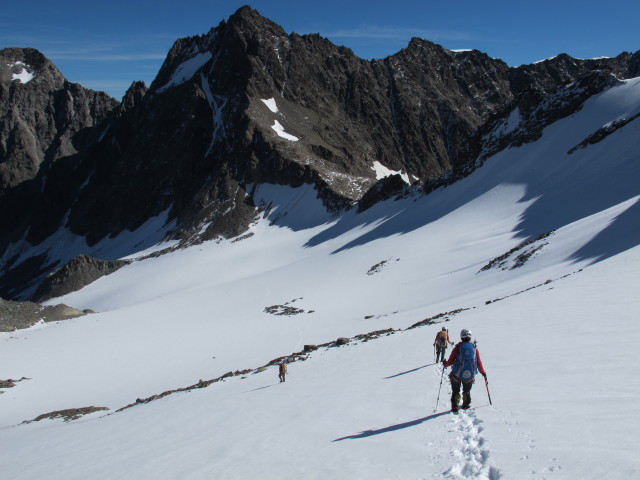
[1,78,639,479]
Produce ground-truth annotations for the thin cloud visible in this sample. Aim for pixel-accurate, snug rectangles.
[48,51,168,61]
[0,37,168,61]
[319,25,472,42]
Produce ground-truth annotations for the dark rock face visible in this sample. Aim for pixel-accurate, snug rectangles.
[358,175,411,213]
[479,68,624,161]
[0,48,119,299]
[0,48,118,192]
[0,6,638,301]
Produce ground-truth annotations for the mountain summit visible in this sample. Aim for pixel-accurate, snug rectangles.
[0,6,638,300]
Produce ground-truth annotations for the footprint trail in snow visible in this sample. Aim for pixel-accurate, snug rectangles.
[445,410,501,479]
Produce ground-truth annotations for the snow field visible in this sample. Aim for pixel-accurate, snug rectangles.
[1,76,639,479]
[4,247,638,479]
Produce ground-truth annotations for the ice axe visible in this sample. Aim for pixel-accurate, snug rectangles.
[434,364,446,412]
[483,375,492,405]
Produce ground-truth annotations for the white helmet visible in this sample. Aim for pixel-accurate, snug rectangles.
[460,329,472,340]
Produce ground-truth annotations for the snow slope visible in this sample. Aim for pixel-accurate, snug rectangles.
[1,78,639,479]
[157,51,213,93]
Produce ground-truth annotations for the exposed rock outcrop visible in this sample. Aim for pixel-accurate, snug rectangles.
[24,406,109,423]
[33,254,131,302]
[0,297,88,332]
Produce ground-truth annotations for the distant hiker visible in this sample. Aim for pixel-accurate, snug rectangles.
[443,329,487,412]
[278,362,287,383]
[433,326,454,362]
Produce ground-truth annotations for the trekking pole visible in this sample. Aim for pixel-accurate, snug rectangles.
[484,376,492,405]
[434,364,446,412]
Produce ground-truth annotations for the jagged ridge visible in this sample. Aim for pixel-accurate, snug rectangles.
[0,6,639,301]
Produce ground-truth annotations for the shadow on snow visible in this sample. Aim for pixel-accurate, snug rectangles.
[383,363,437,379]
[296,105,640,265]
[333,411,451,441]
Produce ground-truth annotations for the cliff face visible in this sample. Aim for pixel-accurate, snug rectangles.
[0,6,638,301]
[0,48,118,192]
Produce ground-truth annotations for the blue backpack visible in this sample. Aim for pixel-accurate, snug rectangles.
[453,342,477,382]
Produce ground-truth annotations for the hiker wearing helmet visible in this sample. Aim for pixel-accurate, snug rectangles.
[443,329,487,412]
[433,326,454,362]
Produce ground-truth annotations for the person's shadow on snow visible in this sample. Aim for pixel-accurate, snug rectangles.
[333,411,450,441]
[244,384,277,392]
[383,363,437,379]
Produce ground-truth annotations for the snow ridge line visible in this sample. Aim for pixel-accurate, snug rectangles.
[111,268,583,415]
[445,410,501,479]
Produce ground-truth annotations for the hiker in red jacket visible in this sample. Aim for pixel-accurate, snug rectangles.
[443,329,487,412]
[433,326,454,362]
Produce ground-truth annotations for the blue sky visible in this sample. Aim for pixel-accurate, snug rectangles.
[2,0,638,100]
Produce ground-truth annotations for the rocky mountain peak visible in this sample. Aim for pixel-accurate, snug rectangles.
[119,81,148,113]
[0,8,639,302]
[1,47,65,90]
[0,47,118,193]
[227,5,287,36]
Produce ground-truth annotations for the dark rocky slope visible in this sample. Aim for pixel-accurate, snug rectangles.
[0,48,118,192]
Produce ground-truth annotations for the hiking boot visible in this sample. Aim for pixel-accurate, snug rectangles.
[462,393,471,409]
[451,404,459,412]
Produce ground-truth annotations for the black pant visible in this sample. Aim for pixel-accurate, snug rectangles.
[436,346,447,362]
[449,373,473,409]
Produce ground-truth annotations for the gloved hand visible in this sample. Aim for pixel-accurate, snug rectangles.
[481,372,487,379]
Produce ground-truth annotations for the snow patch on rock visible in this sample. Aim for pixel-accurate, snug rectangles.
[157,52,213,93]
[7,61,35,84]
[271,120,298,141]
[261,98,278,113]
[372,161,410,184]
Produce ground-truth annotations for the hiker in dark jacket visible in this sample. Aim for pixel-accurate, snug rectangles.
[433,326,454,362]
[444,329,486,412]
